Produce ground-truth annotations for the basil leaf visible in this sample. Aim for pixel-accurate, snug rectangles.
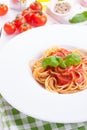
[42,56,60,68]
[42,54,82,69]
[69,11,87,23]
[65,54,82,66]
[58,0,63,1]
[56,57,66,68]
[60,61,66,69]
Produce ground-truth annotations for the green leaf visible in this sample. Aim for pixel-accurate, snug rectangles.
[60,61,66,69]
[58,0,63,1]
[69,11,87,23]
[42,56,60,68]
[65,54,82,66]
[56,57,66,68]
[42,54,82,69]
[42,56,66,69]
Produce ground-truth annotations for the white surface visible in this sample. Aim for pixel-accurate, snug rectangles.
[0,25,87,123]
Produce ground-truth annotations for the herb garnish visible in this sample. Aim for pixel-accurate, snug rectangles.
[58,0,63,1]
[42,54,82,69]
[69,11,87,23]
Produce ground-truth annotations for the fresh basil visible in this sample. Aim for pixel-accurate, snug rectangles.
[69,11,87,23]
[65,54,82,66]
[58,0,63,1]
[42,56,60,68]
[42,54,82,69]
[56,56,66,68]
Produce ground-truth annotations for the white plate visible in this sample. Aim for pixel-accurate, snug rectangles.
[0,25,87,123]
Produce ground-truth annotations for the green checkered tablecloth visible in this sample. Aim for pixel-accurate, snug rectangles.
[0,94,87,130]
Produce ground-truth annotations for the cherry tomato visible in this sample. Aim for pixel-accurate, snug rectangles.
[0,4,8,16]
[22,8,30,16]
[14,14,26,28]
[30,11,47,27]
[29,1,43,11]
[24,10,35,24]
[4,22,16,35]
[19,23,32,33]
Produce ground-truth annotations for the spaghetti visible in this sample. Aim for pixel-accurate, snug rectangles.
[31,47,87,94]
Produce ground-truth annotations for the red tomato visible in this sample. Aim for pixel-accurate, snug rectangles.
[0,4,8,16]
[29,1,43,11]
[14,14,26,28]
[24,11,35,24]
[30,11,47,27]
[4,22,16,34]
[22,8,30,16]
[19,23,32,33]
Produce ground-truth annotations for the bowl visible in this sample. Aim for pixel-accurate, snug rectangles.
[47,0,72,17]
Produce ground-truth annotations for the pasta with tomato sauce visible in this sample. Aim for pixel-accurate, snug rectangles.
[31,47,87,94]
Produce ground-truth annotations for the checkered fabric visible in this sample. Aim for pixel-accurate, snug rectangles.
[0,94,87,130]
